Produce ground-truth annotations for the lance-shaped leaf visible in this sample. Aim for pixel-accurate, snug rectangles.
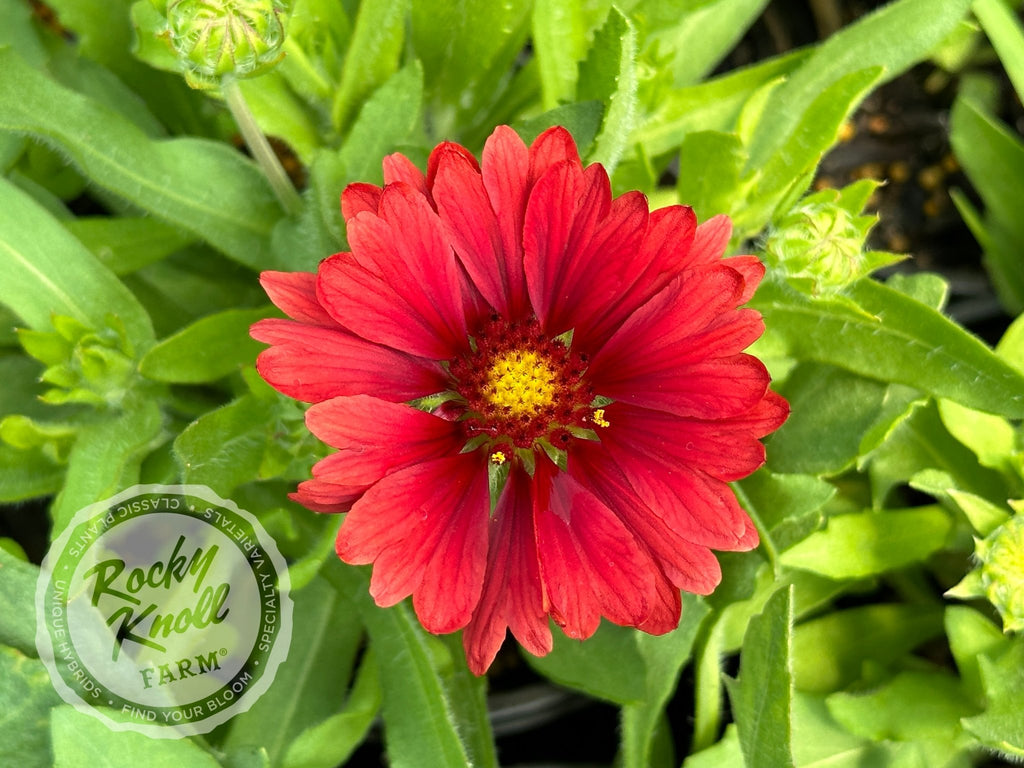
[0,49,282,270]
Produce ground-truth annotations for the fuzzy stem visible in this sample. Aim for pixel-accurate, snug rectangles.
[222,77,303,216]
[691,619,725,754]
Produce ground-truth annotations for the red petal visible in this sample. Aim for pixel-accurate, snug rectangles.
[252,319,447,403]
[463,464,552,674]
[577,205,697,350]
[533,455,655,639]
[481,126,531,318]
[568,442,725,594]
[588,268,770,418]
[723,255,766,304]
[586,426,759,551]
[688,214,732,266]
[382,153,428,197]
[638,573,683,635]
[605,354,769,420]
[427,141,479,193]
[319,184,469,359]
[289,480,366,513]
[259,271,335,326]
[305,396,464,485]
[551,187,649,341]
[337,453,489,633]
[597,397,786,482]
[528,126,581,185]
[341,183,382,222]
[433,143,516,316]
[523,160,584,327]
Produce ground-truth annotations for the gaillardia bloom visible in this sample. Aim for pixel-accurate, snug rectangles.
[251,126,788,674]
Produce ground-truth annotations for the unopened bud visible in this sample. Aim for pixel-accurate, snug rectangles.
[976,513,1024,633]
[166,0,289,88]
[763,183,902,296]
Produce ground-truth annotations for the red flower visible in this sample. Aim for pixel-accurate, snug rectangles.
[251,126,788,674]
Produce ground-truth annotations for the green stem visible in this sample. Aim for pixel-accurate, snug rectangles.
[222,77,303,216]
[691,618,725,754]
[733,481,782,579]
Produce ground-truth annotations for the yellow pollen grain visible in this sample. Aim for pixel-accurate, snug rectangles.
[483,350,557,416]
[490,451,507,465]
[592,409,610,428]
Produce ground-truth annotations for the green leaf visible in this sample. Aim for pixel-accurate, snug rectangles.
[139,307,271,384]
[737,469,835,551]
[0,0,47,68]
[46,47,165,139]
[0,548,39,657]
[0,646,62,768]
[683,724,744,768]
[63,217,194,276]
[338,61,424,185]
[781,506,952,579]
[944,605,1009,703]
[50,400,163,537]
[222,575,363,767]
[996,312,1024,372]
[0,49,283,270]
[0,444,64,503]
[331,0,409,133]
[868,402,1008,508]
[973,0,1024,105]
[174,395,276,496]
[653,0,771,86]
[410,0,531,133]
[286,516,343,593]
[962,638,1024,759]
[740,67,883,234]
[513,101,605,155]
[50,705,221,768]
[437,633,497,768]
[767,363,920,476]
[724,587,796,768]
[282,649,380,768]
[326,563,473,768]
[526,619,648,704]
[791,603,945,693]
[0,178,154,349]
[676,131,748,222]
[532,0,587,109]
[577,7,637,172]
[790,693,925,768]
[636,50,810,158]
[950,94,1024,313]
[938,399,1018,475]
[753,277,1024,419]
[747,0,973,167]
[620,594,710,768]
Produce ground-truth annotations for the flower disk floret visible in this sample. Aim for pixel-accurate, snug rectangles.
[251,125,788,674]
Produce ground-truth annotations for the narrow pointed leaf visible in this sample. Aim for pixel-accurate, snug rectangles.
[747,0,973,167]
[724,587,795,768]
[753,278,1024,419]
[0,178,153,347]
[0,49,282,269]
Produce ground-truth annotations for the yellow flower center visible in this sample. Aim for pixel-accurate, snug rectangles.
[482,350,557,416]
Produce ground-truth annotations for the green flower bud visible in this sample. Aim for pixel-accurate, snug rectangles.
[976,513,1024,633]
[17,315,136,410]
[766,203,866,287]
[763,181,903,296]
[165,0,289,88]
